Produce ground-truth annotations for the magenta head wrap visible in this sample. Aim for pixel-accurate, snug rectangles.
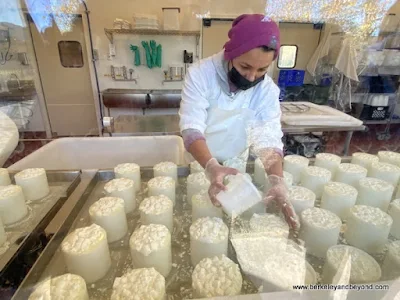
[224,14,280,61]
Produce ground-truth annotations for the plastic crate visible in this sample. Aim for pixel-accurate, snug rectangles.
[359,105,389,120]
[278,70,305,87]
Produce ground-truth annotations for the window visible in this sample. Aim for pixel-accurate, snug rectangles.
[278,45,298,69]
[58,41,83,68]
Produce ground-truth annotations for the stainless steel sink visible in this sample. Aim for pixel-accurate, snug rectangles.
[102,88,152,94]
[102,89,181,94]
[102,88,181,109]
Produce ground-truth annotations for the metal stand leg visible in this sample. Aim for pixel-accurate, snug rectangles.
[343,131,354,156]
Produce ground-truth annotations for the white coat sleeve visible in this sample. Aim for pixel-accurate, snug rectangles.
[179,65,210,134]
[247,81,284,154]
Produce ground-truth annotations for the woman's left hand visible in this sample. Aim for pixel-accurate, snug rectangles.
[263,175,299,230]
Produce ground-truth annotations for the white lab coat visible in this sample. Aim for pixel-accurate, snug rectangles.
[179,50,284,162]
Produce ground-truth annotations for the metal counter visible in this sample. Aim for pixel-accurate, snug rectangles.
[12,164,398,300]
[12,168,258,299]
[111,114,365,155]
[0,171,81,277]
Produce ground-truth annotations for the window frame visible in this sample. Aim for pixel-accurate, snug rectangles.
[57,40,84,68]
[277,44,298,69]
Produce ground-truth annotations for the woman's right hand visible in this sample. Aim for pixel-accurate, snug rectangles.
[205,158,238,206]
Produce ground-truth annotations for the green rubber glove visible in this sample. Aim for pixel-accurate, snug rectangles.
[156,44,162,68]
[150,40,157,67]
[141,41,153,68]
[129,45,141,66]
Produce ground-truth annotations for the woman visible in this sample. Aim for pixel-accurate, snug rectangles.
[179,14,298,229]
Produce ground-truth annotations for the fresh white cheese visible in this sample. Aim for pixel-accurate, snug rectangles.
[14,168,49,201]
[28,273,89,300]
[192,255,242,298]
[323,245,381,284]
[111,268,165,300]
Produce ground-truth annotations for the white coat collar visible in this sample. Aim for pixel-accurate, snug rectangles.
[211,50,232,96]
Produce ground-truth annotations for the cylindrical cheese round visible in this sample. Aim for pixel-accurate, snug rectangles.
[323,245,381,284]
[351,152,379,170]
[249,213,289,238]
[129,224,172,277]
[388,199,400,239]
[61,224,111,283]
[283,155,309,184]
[190,217,228,266]
[147,176,176,205]
[14,168,49,201]
[28,273,89,300]
[187,172,210,205]
[111,268,165,300]
[357,177,394,211]
[223,157,247,173]
[378,151,400,167]
[300,166,332,199]
[299,208,341,258]
[192,189,223,222]
[139,195,174,232]
[191,161,204,174]
[0,185,28,225]
[153,161,178,183]
[192,255,242,298]
[320,182,358,220]
[368,162,400,187]
[0,218,6,247]
[104,178,136,214]
[288,186,316,214]
[314,153,341,176]
[334,163,368,188]
[89,197,128,243]
[114,163,141,192]
[344,205,393,254]
[0,168,11,186]
[382,241,400,281]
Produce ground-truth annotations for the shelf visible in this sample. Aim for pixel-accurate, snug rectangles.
[377,66,400,76]
[105,28,200,43]
[363,119,400,125]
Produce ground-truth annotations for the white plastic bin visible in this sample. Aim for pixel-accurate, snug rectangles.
[0,111,19,167]
[8,136,185,170]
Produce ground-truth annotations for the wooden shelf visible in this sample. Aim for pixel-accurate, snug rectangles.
[105,28,200,43]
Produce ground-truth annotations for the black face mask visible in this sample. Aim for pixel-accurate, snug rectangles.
[228,66,265,90]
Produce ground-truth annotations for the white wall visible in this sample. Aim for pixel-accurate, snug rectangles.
[85,0,265,91]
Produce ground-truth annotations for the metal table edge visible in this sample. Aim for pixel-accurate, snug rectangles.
[0,171,82,273]
[12,170,98,299]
